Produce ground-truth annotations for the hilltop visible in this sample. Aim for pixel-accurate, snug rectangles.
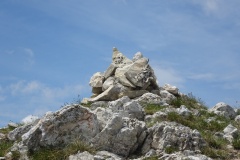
[0,48,240,160]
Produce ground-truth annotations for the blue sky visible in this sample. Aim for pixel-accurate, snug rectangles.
[0,0,240,127]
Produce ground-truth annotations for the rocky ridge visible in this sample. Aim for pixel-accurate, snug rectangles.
[0,48,240,160]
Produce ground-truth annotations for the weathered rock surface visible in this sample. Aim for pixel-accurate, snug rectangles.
[223,124,239,142]
[141,122,206,154]
[88,48,159,102]
[163,83,179,95]
[92,114,147,157]
[69,151,123,160]
[159,151,212,160]
[209,102,236,119]
[21,105,100,151]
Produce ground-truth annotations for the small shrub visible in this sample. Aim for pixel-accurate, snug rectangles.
[201,147,228,159]
[233,135,240,150]
[170,92,207,110]
[165,146,179,154]
[0,139,14,157]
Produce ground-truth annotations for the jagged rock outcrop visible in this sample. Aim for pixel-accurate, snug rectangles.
[141,121,206,155]
[2,48,240,160]
[209,102,237,119]
[88,48,159,102]
[13,105,100,155]
[92,114,147,157]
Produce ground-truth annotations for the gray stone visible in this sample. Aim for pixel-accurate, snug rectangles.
[89,72,105,88]
[119,90,148,99]
[163,84,179,95]
[102,77,116,91]
[69,151,94,160]
[235,115,240,122]
[209,102,236,119]
[159,90,176,103]
[125,58,155,88]
[92,114,147,157]
[223,124,239,142]
[132,52,143,62]
[21,105,100,151]
[92,87,103,94]
[135,93,164,105]
[112,47,132,68]
[177,105,192,116]
[141,122,206,154]
[104,63,117,79]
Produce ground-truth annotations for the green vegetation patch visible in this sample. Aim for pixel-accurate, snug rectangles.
[143,103,166,115]
[28,139,95,160]
[0,139,14,157]
[170,92,207,110]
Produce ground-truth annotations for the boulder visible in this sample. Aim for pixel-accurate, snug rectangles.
[163,83,179,95]
[159,151,212,160]
[69,151,123,160]
[88,48,160,102]
[135,93,164,105]
[223,124,239,142]
[104,63,117,79]
[125,58,156,89]
[235,115,240,122]
[141,122,206,154]
[89,72,105,88]
[69,151,94,160]
[159,90,176,103]
[209,102,236,119]
[108,96,145,120]
[132,52,143,62]
[20,105,100,152]
[92,114,147,157]
[177,105,192,116]
[112,47,133,68]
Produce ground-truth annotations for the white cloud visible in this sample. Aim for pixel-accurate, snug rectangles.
[21,115,39,124]
[151,64,184,88]
[188,73,215,81]
[9,80,83,100]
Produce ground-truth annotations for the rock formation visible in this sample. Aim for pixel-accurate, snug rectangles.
[1,48,240,160]
[88,47,159,102]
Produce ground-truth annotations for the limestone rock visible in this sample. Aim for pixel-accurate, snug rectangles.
[102,77,115,91]
[21,104,100,152]
[209,102,236,119]
[112,47,133,68]
[89,72,105,88]
[159,90,176,103]
[223,124,239,142]
[69,150,124,160]
[160,151,212,160]
[133,52,143,62]
[125,58,156,89]
[177,105,192,116]
[8,121,38,141]
[119,90,148,99]
[69,151,94,160]
[135,93,164,105]
[104,63,117,79]
[141,122,206,154]
[235,115,240,122]
[92,114,147,157]
[163,83,179,95]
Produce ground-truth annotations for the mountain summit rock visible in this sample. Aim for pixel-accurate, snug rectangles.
[1,48,240,160]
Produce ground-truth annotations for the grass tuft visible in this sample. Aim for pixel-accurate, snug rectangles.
[28,139,95,160]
